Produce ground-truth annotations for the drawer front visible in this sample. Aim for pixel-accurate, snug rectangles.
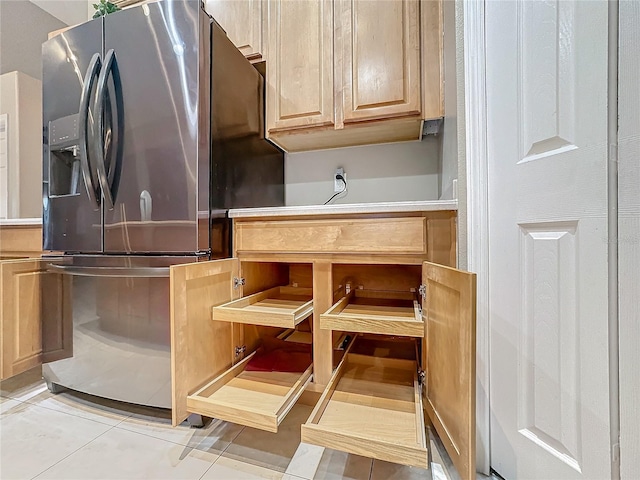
[0,225,42,257]
[235,217,426,255]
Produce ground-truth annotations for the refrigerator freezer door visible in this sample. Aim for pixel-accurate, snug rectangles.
[41,255,197,409]
[43,19,104,253]
[102,1,209,254]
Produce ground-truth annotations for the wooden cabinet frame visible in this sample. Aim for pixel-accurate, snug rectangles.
[266,0,444,152]
[0,224,42,259]
[205,0,264,62]
[169,210,475,479]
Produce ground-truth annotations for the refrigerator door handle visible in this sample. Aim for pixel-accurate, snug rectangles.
[94,49,124,210]
[48,264,170,278]
[78,53,102,209]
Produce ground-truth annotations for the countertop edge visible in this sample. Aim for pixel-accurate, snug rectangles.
[0,218,43,226]
[228,200,458,219]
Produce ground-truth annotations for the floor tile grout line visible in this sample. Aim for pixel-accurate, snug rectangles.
[29,423,119,480]
[283,473,308,480]
[199,423,245,459]
[0,393,22,401]
[112,419,234,451]
[17,397,133,429]
[196,460,217,480]
[20,389,139,423]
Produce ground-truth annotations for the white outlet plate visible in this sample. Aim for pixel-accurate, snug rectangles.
[334,168,346,193]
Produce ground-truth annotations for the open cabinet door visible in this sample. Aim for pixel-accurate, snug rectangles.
[0,259,72,380]
[170,258,240,426]
[422,262,476,480]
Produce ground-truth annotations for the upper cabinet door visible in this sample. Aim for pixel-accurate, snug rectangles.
[422,262,476,480]
[266,0,334,133]
[205,0,263,62]
[0,259,72,380]
[170,258,239,426]
[340,0,421,123]
[421,0,444,120]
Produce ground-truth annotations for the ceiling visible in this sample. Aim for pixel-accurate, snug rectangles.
[28,0,88,27]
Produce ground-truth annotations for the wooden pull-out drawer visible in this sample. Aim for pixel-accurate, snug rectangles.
[212,286,313,328]
[301,337,428,468]
[321,290,422,337]
[187,347,312,433]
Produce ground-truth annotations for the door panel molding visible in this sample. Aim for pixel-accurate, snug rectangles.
[518,0,578,163]
[518,222,581,472]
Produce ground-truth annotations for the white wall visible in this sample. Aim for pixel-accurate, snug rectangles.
[29,0,89,25]
[454,0,467,270]
[0,72,43,218]
[285,138,440,206]
[439,0,458,201]
[0,0,66,80]
[619,2,640,478]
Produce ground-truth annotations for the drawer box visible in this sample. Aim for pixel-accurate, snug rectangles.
[212,286,313,328]
[234,217,426,255]
[187,336,313,433]
[321,289,422,337]
[301,336,428,468]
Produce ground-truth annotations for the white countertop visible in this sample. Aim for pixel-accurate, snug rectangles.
[0,218,42,226]
[228,200,457,218]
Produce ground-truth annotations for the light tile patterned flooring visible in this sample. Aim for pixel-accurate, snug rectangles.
[0,367,462,480]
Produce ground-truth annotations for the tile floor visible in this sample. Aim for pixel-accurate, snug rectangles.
[0,367,471,480]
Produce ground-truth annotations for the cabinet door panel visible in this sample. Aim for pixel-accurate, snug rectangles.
[422,0,444,119]
[0,260,72,380]
[341,0,421,122]
[266,0,334,132]
[422,262,476,480]
[170,258,239,426]
[205,0,263,60]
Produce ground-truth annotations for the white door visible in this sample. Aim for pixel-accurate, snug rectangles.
[486,1,611,478]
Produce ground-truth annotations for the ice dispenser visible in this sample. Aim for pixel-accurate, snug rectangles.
[48,113,82,197]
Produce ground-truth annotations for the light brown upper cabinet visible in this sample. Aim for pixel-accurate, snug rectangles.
[421,0,444,119]
[339,0,421,123]
[265,0,335,132]
[265,0,443,152]
[205,0,264,62]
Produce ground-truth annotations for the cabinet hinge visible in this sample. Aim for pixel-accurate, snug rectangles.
[418,284,426,299]
[233,277,246,289]
[234,345,246,357]
[418,368,426,385]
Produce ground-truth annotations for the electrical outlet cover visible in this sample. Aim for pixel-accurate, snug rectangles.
[334,168,346,192]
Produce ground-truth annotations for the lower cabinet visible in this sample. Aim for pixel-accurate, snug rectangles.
[169,255,476,480]
[1,214,474,479]
[0,258,72,380]
[170,259,309,428]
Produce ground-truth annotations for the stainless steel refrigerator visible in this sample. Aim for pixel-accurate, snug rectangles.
[41,0,283,408]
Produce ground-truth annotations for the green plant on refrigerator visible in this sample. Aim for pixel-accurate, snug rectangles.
[92,0,121,19]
